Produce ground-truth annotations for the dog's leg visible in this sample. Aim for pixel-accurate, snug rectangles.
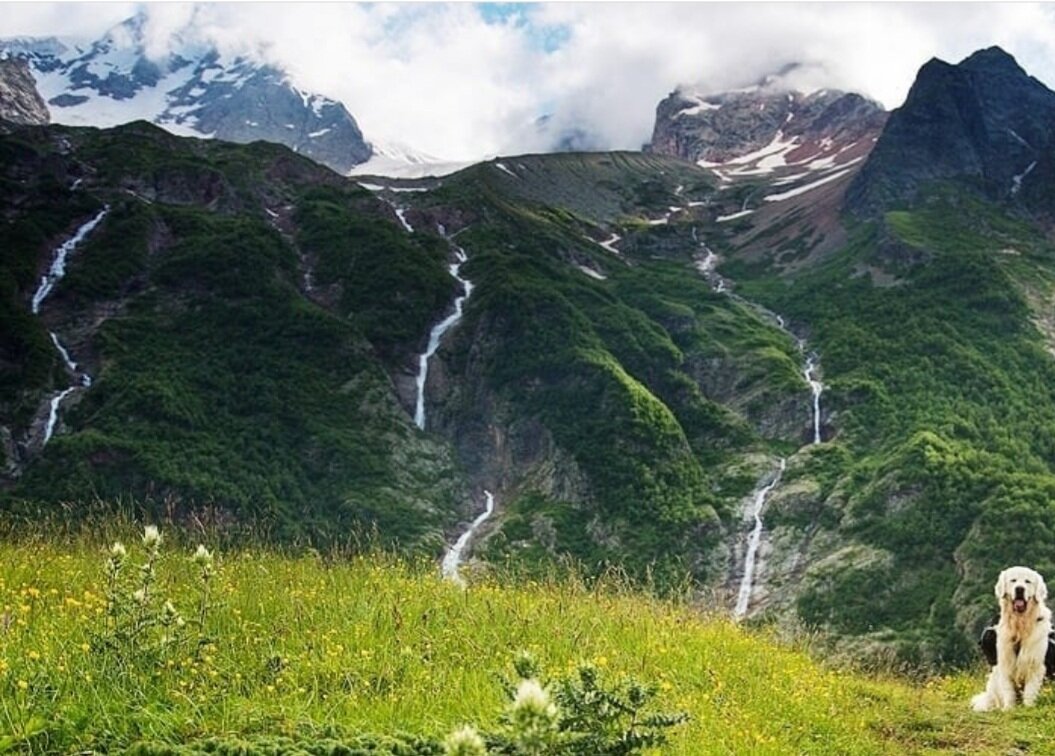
[994,668,1017,710]
[971,668,1000,712]
[1022,661,1045,706]
[1023,674,1043,706]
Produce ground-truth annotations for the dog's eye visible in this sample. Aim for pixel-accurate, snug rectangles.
[1012,579,1018,583]
[1026,579,1033,584]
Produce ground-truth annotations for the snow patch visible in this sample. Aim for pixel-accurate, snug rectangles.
[1011,161,1037,196]
[763,168,852,202]
[576,264,607,280]
[494,162,518,179]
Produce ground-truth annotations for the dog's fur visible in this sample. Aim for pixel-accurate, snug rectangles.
[972,566,1052,711]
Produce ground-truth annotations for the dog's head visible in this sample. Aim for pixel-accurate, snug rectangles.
[995,566,1048,614]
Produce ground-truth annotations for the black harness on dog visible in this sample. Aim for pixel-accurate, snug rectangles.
[979,617,1055,677]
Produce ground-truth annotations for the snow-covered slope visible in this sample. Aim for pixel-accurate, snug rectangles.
[350,139,476,179]
[0,14,371,173]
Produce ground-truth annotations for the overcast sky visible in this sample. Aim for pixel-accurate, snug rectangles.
[5,2,1055,160]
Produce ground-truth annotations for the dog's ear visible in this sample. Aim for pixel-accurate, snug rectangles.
[1038,573,1048,603]
[995,569,1007,600]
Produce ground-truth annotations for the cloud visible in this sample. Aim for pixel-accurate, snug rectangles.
[5,2,1055,160]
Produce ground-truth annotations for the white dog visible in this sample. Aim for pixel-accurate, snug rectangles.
[972,566,1051,711]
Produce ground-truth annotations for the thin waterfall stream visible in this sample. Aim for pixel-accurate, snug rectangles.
[689,224,825,617]
[414,224,474,430]
[441,490,496,586]
[31,207,108,446]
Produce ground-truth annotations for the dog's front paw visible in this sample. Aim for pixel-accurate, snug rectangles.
[971,692,994,712]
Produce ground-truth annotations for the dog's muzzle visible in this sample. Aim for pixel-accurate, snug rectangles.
[1013,586,1028,613]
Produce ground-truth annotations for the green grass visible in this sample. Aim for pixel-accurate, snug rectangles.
[0,531,1051,755]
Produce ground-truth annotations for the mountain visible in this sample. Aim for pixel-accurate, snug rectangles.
[649,71,888,176]
[847,46,1055,216]
[0,14,372,174]
[0,120,465,547]
[0,58,49,126]
[6,44,1055,670]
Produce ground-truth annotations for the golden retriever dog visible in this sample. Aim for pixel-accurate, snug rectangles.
[972,566,1051,711]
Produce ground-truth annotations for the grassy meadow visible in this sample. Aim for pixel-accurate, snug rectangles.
[0,528,1050,755]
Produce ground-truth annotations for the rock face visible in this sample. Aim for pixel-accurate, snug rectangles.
[847,46,1055,215]
[0,14,371,174]
[0,58,49,125]
[649,75,887,166]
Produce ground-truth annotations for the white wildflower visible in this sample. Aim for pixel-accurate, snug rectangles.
[443,725,487,755]
[513,679,557,719]
[509,677,560,752]
[192,545,213,567]
[142,525,162,549]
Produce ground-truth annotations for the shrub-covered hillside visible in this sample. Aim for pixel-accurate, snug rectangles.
[1,123,467,550]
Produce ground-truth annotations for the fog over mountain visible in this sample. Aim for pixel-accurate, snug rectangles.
[5,2,1055,161]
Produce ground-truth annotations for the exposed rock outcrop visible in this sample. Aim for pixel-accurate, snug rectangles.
[0,57,49,126]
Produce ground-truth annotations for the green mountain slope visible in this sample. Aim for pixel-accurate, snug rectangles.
[2,127,808,590]
[1,123,466,550]
[717,185,1055,665]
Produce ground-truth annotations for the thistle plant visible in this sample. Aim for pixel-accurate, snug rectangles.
[507,679,561,754]
[443,725,487,756]
[92,526,216,670]
[192,544,215,637]
[485,651,688,755]
[104,541,127,632]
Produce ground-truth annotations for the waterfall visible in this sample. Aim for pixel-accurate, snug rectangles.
[804,353,823,445]
[32,207,108,313]
[414,227,474,430]
[442,490,496,586]
[734,459,786,617]
[394,207,413,233]
[42,387,77,445]
[31,209,108,446]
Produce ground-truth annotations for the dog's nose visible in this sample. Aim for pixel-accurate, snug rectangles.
[1015,585,1026,599]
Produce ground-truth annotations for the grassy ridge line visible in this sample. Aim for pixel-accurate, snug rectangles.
[0,536,1042,754]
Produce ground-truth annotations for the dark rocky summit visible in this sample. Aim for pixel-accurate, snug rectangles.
[847,46,1055,215]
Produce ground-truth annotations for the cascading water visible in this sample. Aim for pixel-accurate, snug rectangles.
[734,459,786,617]
[803,353,823,445]
[441,490,496,586]
[32,208,108,446]
[414,225,474,430]
[32,207,108,314]
[394,207,414,233]
[688,224,826,616]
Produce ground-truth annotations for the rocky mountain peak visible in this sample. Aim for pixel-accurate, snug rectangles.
[959,45,1026,75]
[0,16,372,174]
[0,57,49,126]
[648,73,887,184]
[847,45,1055,215]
